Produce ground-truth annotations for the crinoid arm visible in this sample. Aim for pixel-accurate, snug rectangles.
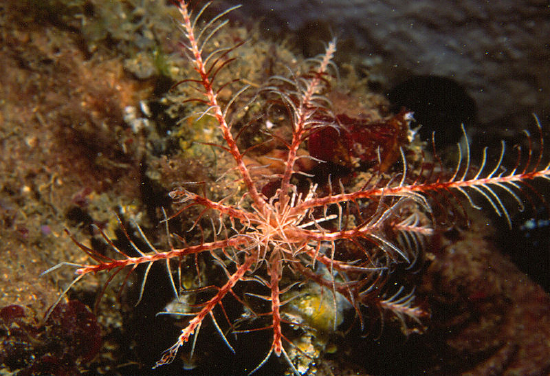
[403,116,550,226]
[295,116,550,229]
[154,255,255,368]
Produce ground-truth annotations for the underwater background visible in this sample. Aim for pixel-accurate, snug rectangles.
[1,1,549,375]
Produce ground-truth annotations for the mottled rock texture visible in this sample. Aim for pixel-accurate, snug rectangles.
[223,0,550,128]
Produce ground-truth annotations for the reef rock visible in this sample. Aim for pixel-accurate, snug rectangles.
[223,0,550,128]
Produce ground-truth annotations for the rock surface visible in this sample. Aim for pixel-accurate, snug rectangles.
[223,0,550,128]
